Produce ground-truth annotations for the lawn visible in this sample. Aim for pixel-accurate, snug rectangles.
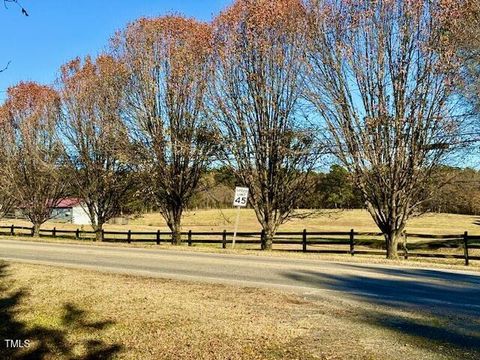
[0,261,477,359]
[2,209,480,235]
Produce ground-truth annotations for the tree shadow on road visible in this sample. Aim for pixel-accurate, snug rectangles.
[330,262,480,286]
[282,266,480,359]
[0,262,122,359]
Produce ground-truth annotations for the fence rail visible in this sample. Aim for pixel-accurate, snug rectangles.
[1,225,479,266]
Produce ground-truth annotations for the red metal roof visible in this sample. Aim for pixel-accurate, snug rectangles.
[18,198,84,209]
[55,198,83,208]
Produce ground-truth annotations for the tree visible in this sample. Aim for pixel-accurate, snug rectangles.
[295,166,364,209]
[306,0,461,258]
[211,0,319,250]
[0,107,15,218]
[112,16,218,244]
[1,82,65,236]
[188,168,236,209]
[0,0,28,217]
[438,0,480,113]
[422,166,480,215]
[59,55,134,241]
[317,165,362,209]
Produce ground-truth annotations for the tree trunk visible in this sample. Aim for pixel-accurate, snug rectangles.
[262,223,276,251]
[366,204,405,260]
[385,231,401,260]
[94,224,104,242]
[33,223,41,238]
[168,210,183,245]
[171,223,182,245]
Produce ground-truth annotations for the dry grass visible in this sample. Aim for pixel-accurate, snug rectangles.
[1,261,477,359]
[2,209,480,235]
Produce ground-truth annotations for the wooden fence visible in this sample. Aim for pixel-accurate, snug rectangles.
[1,225,479,266]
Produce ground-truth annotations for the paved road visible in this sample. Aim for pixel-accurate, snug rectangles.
[1,239,480,317]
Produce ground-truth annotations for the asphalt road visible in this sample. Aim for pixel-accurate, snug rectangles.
[1,239,480,317]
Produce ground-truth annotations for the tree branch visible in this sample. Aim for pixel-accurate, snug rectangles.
[0,60,11,73]
[3,0,28,16]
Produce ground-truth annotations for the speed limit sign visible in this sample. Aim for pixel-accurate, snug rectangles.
[233,187,249,207]
[232,187,249,248]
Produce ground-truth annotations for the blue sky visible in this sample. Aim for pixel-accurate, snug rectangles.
[0,0,231,101]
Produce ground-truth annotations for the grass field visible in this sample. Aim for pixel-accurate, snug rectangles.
[1,261,477,360]
[2,209,480,235]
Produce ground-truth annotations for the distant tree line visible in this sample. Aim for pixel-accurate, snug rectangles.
[423,166,480,215]
[0,0,476,259]
[187,165,362,210]
[187,165,480,216]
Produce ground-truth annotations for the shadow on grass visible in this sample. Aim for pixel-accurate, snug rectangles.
[282,266,480,359]
[0,263,122,359]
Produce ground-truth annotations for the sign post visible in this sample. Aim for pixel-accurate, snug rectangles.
[232,187,249,249]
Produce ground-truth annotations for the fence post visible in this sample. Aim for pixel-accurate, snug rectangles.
[188,230,193,247]
[127,230,131,244]
[31,226,34,237]
[222,230,227,249]
[260,229,266,250]
[349,229,355,256]
[156,230,161,245]
[10,225,14,236]
[75,228,80,239]
[302,229,307,252]
[464,231,469,266]
[52,227,56,238]
[101,229,105,242]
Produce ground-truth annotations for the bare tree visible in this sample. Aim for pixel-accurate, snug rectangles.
[438,0,480,114]
[211,0,318,250]
[0,107,15,218]
[1,82,65,236]
[112,16,218,244]
[59,55,134,241]
[305,0,461,258]
[0,0,28,216]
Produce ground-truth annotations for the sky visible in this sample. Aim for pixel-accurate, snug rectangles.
[0,0,231,102]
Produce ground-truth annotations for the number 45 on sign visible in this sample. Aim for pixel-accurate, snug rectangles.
[232,187,249,248]
[233,187,249,207]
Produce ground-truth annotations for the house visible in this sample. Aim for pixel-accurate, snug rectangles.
[51,198,92,225]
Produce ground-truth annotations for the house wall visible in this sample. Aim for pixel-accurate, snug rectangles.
[50,208,72,223]
[72,205,92,225]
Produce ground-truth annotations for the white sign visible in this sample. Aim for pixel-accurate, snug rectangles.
[233,187,249,207]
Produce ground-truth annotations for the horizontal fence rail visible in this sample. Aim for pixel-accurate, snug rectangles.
[0,225,479,266]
